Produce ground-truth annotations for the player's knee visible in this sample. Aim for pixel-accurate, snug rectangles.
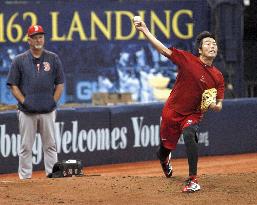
[43,144,57,153]
[183,126,197,145]
[19,144,33,154]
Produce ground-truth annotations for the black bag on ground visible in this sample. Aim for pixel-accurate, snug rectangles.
[48,160,84,178]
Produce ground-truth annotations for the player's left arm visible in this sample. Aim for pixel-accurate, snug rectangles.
[209,99,223,112]
[209,72,225,112]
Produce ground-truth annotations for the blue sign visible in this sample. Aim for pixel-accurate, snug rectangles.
[0,99,256,174]
[0,0,210,103]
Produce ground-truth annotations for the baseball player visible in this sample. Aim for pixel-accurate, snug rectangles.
[133,18,224,192]
[7,25,65,179]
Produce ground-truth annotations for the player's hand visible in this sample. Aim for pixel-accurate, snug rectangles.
[133,19,148,32]
[200,88,217,112]
[209,102,222,112]
[21,98,25,104]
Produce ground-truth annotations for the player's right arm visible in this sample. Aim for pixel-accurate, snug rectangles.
[7,58,25,104]
[133,20,172,58]
[9,85,25,104]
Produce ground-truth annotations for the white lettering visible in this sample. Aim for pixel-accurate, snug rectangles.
[72,121,79,152]
[111,127,120,150]
[131,116,160,148]
[131,116,144,147]
[198,132,209,146]
[0,121,130,164]
[87,129,97,152]
[141,125,150,147]
[54,121,64,153]
[62,130,72,153]
[178,132,209,147]
[11,133,20,157]
[0,124,11,157]
[120,127,127,149]
[97,128,110,150]
[0,125,21,158]
[32,134,42,165]
[78,130,87,152]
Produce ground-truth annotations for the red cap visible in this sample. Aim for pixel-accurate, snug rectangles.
[27,25,46,37]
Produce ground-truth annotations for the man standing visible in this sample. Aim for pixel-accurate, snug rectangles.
[7,25,65,179]
[133,19,224,192]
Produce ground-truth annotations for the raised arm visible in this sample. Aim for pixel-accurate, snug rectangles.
[133,18,172,58]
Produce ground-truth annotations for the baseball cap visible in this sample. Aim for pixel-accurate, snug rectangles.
[27,25,46,37]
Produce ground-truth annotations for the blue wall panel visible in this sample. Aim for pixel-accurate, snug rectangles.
[0,98,256,174]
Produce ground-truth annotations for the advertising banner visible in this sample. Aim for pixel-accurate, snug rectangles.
[0,0,209,103]
[0,99,256,174]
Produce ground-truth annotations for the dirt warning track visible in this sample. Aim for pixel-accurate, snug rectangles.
[0,153,256,205]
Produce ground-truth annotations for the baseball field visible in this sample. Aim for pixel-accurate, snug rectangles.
[0,153,256,205]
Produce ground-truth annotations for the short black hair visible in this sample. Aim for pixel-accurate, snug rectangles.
[194,31,216,56]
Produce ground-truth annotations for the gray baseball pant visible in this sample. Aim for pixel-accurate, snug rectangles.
[17,110,58,179]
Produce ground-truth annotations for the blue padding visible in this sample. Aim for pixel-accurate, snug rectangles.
[0,98,256,174]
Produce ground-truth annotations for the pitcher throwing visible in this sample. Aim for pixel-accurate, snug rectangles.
[133,17,225,192]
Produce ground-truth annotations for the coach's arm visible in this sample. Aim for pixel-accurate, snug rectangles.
[9,85,25,104]
[54,83,64,102]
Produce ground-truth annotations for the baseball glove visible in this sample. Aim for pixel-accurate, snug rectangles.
[200,88,217,112]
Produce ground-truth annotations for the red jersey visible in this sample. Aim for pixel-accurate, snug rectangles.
[164,47,224,115]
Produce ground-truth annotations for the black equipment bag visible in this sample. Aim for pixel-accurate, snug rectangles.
[48,159,84,178]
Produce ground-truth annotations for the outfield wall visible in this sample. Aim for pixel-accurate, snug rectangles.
[0,98,256,174]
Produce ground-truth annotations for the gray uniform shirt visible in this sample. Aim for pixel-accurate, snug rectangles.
[7,49,65,113]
